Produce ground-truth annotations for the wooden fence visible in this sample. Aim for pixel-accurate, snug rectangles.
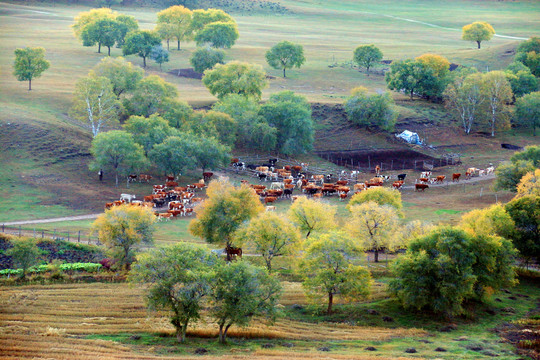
[0,224,101,246]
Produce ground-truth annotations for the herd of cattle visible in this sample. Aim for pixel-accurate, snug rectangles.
[103,159,496,218]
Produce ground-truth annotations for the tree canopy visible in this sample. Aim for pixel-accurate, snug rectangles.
[515,92,540,136]
[150,45,169,71]
[123,114,176,155]
[190,8,234,33]
[516,169,540,198]
[81,18,120,55]
[156,5,193,50]
[148,134,198,177]
[13,47,50,90]
[6,239,41,279]
[347,186,403,215]
[190,47,225,73]
[123,30,162,67]
[385,59,439,100]
[91,56,144,98]
[494,145,540,192]
[123,75,178,117]
[202,61,268,99]
[266,40,306,78]
[505,195,540,263]
[515,37,540,76]
[288,197,336,238]
[415,54,450,78]
[481,71,513,137]
[444,69,483,134]
[344,87,397,131]
[462,21,495,49]
[195,21,239,49]
[353,44,382,74]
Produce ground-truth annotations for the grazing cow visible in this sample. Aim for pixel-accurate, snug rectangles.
[291,195,300,202]
[256,166,269,173]
[284,165,291,171]
[258,173,267,181]
[166,181,179,188]
[166,175,176,182]
[369,177,384,185]
[167,209,183,217]
[376,175,391,181]
[415,184,429,192]
[156,213,172,221]
[144,195,154,202]
[128,174,137,182]
[365,181,382,188]
[203,172,213,181]
[339,193,348,201]
[283,188,293,198]
[336,180,348,186]
[105,202,114,210]
[226,247,242,259]
[264,196,277,204]
[292,165,302,173]
[397,173,407,181]
[392,181,404,190]
[436,175,446,183]
[120,194,136,203]
[283,179,293,185]
[478,169,486,177]
[452,173,461,182]
[270,182,284,190]
[174,186,188,192]
[169,201,183,210]
[191,197,203,204]
[354,183,366,192]
[131,200,143,206]
[142,202,154,208]
[139,174,152,182]
[419,178,429,184]
[113,200,124,206]
[465,171,472,180]
[351,170,360,178]
[269,158,278,166]
[313,193,323,199]
[311,175,325,184]
[467,168,478,176]
[375,165,381,176]
[183,208,194,216]
[486,166,495,175]
[266,206,276,212]
[420,171,432,179]
[153,197,166,208]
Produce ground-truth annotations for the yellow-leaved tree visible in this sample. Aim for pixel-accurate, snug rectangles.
[415,54,450,78]
[72,8,116,39]
[516,169,540,198]
[462,21,495,49]
[92,204,155,269]
[156,5,193,50]
[347,187,403,217]
[288,197,336,238]
[459,203,515,239]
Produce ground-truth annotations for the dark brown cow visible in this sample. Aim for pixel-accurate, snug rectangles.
[203,172,213,181]
[166,181,179,188]
[415,184,429,192]
[452,173,461,182]
[264,196,277,204]
[166,175,175,182]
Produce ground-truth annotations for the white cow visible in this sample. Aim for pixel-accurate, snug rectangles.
[270,182,284,189]
[120,194,136,203]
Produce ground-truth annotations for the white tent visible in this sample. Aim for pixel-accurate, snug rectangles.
[396,130,422,145]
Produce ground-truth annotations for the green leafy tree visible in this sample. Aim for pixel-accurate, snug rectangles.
[156,5,193,50]
[347,202,400,262]
[13,47,50,90]
[186,110,237,147]
[481,71,513,136]
[190,8,234,33]
[288,197,336,238]
[385,59,438,100]
[505,62,538,99]
[515,37,540,76]
[299,231,372,315]
[149,45,169,71]
[515,92,540,136]
[72,8,116,40]
[96,0,122,8]
[462,21,495,49]
[129,242,217,342]
[149,134,198,177]
[390,226,517,316]
[89,130,148,185]
[123,30,162,68]
[189,179,264,258]
[444,70,483,134]
[353,44,382,75]
[512,145,540,167]
[202,61,268,100]
[123,75,178,117]
[347,186,403,215]
[495,146,540,191]
[210,261,281,343]
[192,135,231,173]
[6,239,41,279]
[123,114,176,154]
[416,54,450,78]
[161,99,193,128]
[92,204,155,269]
[505,195,540,264]
[190,47,225,73]
[259,91,314,155]
[91,56,144,98]
[70,75,121,137]
[265,40,305,78]
[234,212,301,272]
[81,18,120,55]
[195,21,239,49]
[344,87,397,131]
[115,14,139,47]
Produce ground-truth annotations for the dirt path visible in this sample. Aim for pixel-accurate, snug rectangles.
[401,173,496,190]
[2,214,100,226]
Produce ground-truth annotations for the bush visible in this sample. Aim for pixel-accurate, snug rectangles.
[344,87,397,131]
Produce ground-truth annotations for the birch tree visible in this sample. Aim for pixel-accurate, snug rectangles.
[481,71,513,136]
[70,75,121,137]
[444,71,484,134]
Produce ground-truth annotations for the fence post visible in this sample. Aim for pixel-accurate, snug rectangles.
[67,231,70,242]
[78,230,81,243]
[42,231,44,239]
[53,229,56,240]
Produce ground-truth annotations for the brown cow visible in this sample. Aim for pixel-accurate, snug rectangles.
[183,208,194,216]
[339,193,348,201]
[292,165,302,172]
[283,179,293,185]
[419,177,429,184]
[375,165,381,176]
[166,181,179,188]
[436,175,446,183]
[231,158,239,164]
[336,180,348,186]
[166,175,175,182]
[139,174,152,182]
[452,173,461,182]
[392,181,404,190]
[105,202,114,210]
[415,184,429,192]
[312,193,323,199]
[264,196,277,204]
[167,209,183,217]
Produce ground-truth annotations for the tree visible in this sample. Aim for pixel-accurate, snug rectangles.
[415,54,450,78]
[13,47,50,90]
[89,130,148,185]
[81,18,120,55]
[234,212,301,272]
[149,134,198,177]
[115,15,139,48]
[96,0,122,8]
[393,220,435,250]
[189,179,264,258]
[259,91,314,155]
[515,92,540,136]
[462,21,495,49]
[186,110,237,147]
[149,45,169,71]
[511,145,540,167]
[190,47,225,73]
[70,75,121,137]
[390,226,517,316]
[505,195,540,264]
[516,169,540,198]
[156,5,193,50]
[347,186,403,215]
[266,41,305,78]
[92,204,155,269]
[161,99,193,128]
[192,135,231,173]
[91,56,144,98]
[6,239,41,279]
[129,242,217,343]
[353,44,382,75]
[72,8,116,40]
[516,37,540,76]
[344,87,397,131]
[210,261,281,343]
[288,197,336,238]
[385,59,438,100]
[202,61,268,100]
[123,114,176,155]
[347,202,400,262]
[444,70,483,134]
[494,145,540,192]
[195,21,239,49]
[123,30,162,68]
[299,231,372,315]
[459,204,515,240]
[505,62,538,99]
[481,71,513,136]
[190,8,234,33]
[123,75,178,117]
